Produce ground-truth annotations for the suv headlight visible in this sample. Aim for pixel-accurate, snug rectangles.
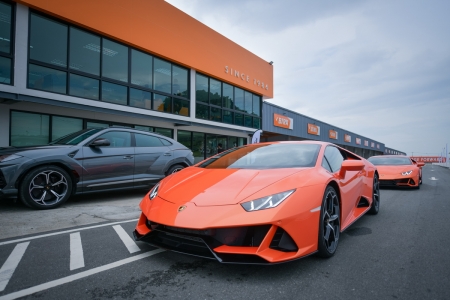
[241,189,295,212]
[0,154,22,162]
[402,170,413,175]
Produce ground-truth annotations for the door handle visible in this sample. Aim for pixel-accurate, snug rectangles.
[123,155,133,159]
[164,152,172,156]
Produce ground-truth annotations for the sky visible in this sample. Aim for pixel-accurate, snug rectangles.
[165,0,450,156]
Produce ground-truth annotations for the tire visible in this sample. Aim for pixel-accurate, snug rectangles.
[166,164,184,175]
[368,174,380,215]
[19,165,72,210]
[317,186,340,258]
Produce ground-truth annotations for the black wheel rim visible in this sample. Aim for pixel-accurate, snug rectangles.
[28,170,68,206]
[373,176,380,210]
[322,189,340,253]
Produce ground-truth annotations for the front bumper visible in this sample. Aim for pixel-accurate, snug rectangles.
[379,177,418,187]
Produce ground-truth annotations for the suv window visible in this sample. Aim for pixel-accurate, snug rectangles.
[323,146,344,173]
[96,131,131,147]
[135,133,164,147]
[160,138,172,146]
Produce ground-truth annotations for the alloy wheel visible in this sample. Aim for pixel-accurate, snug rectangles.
[28,170,69,206]
[322,188,340,254]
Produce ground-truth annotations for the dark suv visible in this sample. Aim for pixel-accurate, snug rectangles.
[0,127,194,209]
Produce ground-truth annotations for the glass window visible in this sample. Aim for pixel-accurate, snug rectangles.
[154,58,171,94]
[177,130,191,149]
[195,74,208,103]
[193,132,205,163]
[173,65,188,98]
[253,118,261,129]
[102,38,128,82]
[244,91,252,114]
[0,2,12,54]
[0,56,11,84]
[30,14,67,67]
[153,93,171,113]
[234,88,244,111]
[252,94,260,116]
[97,131,131,147]
[210,78,221,106]
[223,110,233,124]
[101,81,127,105]
[69,73,99,100]
[130,88,151,109]
[160,138,172,146]
[86,121,109,129]
[324,146,344,172]
[131,49,152,88]
[235,113,243,126]
[174,98,189,116]
[223,83,233,109]
[211,107,222,122]
[11,111,50,146]
[51,116,83,141]
[135,133,164,147]
[196,104,209,120]
[69,27,100,76]
[28,64,67,94]
[244,115,252,127]
[134,125,154,132]
[154,127,173,138]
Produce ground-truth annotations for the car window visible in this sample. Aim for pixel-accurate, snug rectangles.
[50,128,103,145]
[323,146,344,173]
[135,133,164,147]
[160,138,173,146]
[321,156,332,172]
[96,131,131,147]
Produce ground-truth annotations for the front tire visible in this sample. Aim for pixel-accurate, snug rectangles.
[317,186,340,258]
[19,165,72,210]
[368,174,380,215]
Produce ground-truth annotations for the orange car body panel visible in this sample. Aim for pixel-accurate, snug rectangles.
[135,141,377,263]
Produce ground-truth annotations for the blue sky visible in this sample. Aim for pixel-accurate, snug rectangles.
[166,0,450,156]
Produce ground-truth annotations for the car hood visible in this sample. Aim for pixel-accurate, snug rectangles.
[376,165,416,175]
[0,145,76,158]
[157,167,311,206]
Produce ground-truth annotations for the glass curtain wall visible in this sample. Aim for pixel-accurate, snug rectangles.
[27,12,189,116]
[0,0,13,85]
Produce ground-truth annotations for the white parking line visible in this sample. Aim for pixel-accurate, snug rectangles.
[0,219,138,247]
[112,225,141,254]
[69,233,85,271]
[0,249,165,300]
[0,242,30,292]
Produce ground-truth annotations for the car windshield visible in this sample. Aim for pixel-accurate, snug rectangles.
[368,157,412,165]
[198,143,321,169]
[50,128,103,145]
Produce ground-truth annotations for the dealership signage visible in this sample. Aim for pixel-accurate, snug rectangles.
[344,134,351,143]
[329,130,338,139]
[377,144,380,149]
[307,123,320,135]
[371,142,375,148]
[364,140,369,146]
[225,66,269,91]
[410,156,447,163]
[356,138,361,145]
[273,113,293,129]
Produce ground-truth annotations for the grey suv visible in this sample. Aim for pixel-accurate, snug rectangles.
[0,127,194,209]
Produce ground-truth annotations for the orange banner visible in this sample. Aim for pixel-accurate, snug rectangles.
[356,138,361,145]
[410,156,447,163]
[273,113,293,129]
[307,123,320,135]
[328,130,338,139]
[344,134,351,143]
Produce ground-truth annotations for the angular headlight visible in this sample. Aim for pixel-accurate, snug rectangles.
[0,154,22,162]
[149,182,160,200]
[241,189,295,212]
[401,170,413,175]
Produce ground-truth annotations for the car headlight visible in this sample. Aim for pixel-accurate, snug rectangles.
[149,183,160,200]
[0,154,22,162]
[241,189,295,212]
[402,170,413,175]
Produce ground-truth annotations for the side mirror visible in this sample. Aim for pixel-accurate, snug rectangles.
[89,138,110,147]
[417,162,425,167]
[339,160,365,178]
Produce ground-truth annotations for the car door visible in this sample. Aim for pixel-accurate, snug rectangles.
[133,133,172,187]
[81,131,134,192]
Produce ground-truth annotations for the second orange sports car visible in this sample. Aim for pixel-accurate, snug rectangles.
[367,155,424,189]
[134,141,379,264]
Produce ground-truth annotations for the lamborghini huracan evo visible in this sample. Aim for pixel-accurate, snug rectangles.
[367,155,424,189]
[134,141,380,264]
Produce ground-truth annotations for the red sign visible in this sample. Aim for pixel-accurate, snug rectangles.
[329,130,338,139]
[356,138,361,145]
[307,123,320,135]
[344,134,351,143]
[410,156,447,163]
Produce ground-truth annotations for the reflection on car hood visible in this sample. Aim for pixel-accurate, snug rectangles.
[0,145,75,158]
[376,165,416,175]
[158,167,309,206]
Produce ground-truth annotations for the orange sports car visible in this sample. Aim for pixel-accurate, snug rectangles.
[134,141,380,264]
[367,155,424,189]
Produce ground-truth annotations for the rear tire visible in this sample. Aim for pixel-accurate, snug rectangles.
[317,186,340,258]
[19,165,72,210]
[368,174,380,215]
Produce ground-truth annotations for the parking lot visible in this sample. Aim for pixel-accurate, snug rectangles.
[1,164,450,300]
